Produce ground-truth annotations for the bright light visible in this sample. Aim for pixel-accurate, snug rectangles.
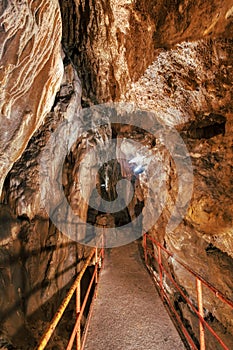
[133,165,145,175]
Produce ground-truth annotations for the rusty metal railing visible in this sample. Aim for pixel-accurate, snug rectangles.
[36,246,104,350]
[143,233,233,350]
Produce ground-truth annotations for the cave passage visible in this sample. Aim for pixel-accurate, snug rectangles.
[86,158,144,243]
[1,1,233,349]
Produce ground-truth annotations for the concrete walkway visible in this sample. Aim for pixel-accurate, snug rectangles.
[84,242,186,350]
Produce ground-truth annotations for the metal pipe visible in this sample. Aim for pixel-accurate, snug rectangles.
[80,248,104,350]
[163,290,198,350]
[196,278,205,350]
[146,237,229,349]
[143,234,148,265]
[76,284,81,350]
[157,245,163,300]
[36,249,95,350]
[102,228,105,267]
[145,234,233,309]
[69,248,104,350]
[160,257,229,350]
[80,283,99,350]
[95,248,98,284]
[66,263,98,350]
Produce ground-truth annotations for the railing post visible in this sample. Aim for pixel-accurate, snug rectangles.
[76,284,81,350]
[95,247,98,284]
[102,227,105,267]
[196,278,205,350]
[158,245,164,300]
[143,234,148,265]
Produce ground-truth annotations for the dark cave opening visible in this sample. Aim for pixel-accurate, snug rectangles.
[187,114,226,140]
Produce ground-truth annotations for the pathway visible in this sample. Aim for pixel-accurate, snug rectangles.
[84,242,186,350]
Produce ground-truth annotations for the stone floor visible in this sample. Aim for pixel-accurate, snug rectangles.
[84,242,186,350]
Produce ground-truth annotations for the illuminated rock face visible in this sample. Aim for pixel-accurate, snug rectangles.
[126,40,233,348]
[0,0,233,349]
[59,0,233,103]
[0,0,63,196]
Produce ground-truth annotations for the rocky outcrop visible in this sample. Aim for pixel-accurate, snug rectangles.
[0,0,63,197]
[126,39,233,126]
[59,0,233,104]
[132,0,233,47]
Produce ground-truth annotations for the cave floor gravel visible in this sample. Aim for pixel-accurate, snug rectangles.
[84,241,186,350]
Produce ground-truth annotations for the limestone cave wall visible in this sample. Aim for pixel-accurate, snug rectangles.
[0,0,233,349]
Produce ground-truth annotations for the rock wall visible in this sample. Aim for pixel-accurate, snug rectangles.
[127,40,233,349]
[0,0,63,197]
[0,59,91,348]
[59,0,233,104]
[0,0,233,349]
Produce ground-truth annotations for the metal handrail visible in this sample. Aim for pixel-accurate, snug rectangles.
[143,233,233,350]
[36,246,104,350]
